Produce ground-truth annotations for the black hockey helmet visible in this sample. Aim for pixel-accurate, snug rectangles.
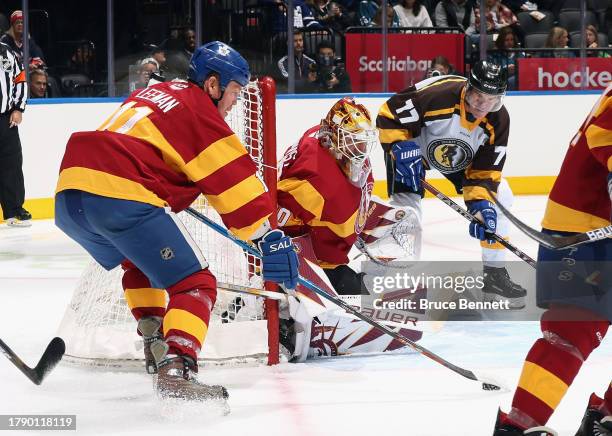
[465,61,507,114]
[468,60,507,96]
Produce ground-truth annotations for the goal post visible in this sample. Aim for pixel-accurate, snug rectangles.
[56,77,281,370]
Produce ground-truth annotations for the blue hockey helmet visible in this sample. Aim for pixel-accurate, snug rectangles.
[188,41,250,88]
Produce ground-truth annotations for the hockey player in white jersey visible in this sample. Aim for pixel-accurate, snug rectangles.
[376,60,526,307]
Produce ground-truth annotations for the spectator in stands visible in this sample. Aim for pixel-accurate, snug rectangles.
[474,0,525,47]
[67,44,95,76]
[29,68,48,98]
[277,29,316,93]
[488,26,523,89]
[370,4,401,27]
[393,0,433,28]
[502,0,572,20]
[434,0,476,35]
[474,0,518,33]
[164,28,196,80]
[150,46,167,75]
[306,40,351,93]
[0,10,45,71]
[584,24,610,58]
[130,58,160,92]
[357,0,379,26]
[262,0,322,31]
[424,55,456,78]
[542,26,574,58]
[312,0,353,35]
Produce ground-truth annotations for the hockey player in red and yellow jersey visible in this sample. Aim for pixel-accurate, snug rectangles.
[54,41,298,405]
[493,84,612,435]
[276,98,424,361]
[277,97,377,294]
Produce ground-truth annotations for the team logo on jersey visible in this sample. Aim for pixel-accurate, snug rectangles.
[426,138,473,174]
[0,55,12,72]
[160,247,175,260]
[169,82,188,90]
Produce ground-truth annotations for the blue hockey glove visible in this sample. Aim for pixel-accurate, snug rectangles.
[468,200,497,244]
[391,141,425,192]
[258,229,299,290]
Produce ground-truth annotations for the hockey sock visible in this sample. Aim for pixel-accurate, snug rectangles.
[164,269,217,362]
[509,306,609,427]
[121,260,166,321]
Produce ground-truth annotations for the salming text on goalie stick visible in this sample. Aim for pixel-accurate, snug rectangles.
[485,188,612,250]
[422,179,536,269]
[0,337,65,385]
[185,207,503,391]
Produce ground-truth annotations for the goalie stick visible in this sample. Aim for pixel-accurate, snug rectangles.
[185,207,502,391]
[485,188,612,250]
[422,179,536,269]
[0,337,65,385]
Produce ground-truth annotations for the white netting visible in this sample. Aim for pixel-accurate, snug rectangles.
[57,79,277,370]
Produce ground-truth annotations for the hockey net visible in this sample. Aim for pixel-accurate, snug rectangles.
[57,77,280,370]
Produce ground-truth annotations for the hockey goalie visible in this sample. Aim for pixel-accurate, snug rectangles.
[276,97,426,362]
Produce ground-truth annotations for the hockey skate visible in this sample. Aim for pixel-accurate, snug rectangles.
[6,208,32,227]
[137,317,163,374]
[493,409,557,435]
[150,341,229,409]
[575,393,612,436]
[482,266,527,309]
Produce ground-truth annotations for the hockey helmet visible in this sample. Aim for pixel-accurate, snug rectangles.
[465,60,507,113]
[188,41,250,88]
[320,97,378,184]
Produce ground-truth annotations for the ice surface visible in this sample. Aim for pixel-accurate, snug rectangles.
[1,196,610,436]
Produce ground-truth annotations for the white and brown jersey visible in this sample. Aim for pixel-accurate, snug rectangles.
[376,75,510,203]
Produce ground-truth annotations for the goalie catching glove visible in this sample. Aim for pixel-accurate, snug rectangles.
[258,229,299,290]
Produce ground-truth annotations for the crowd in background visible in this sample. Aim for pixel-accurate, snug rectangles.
[0,0,610,97]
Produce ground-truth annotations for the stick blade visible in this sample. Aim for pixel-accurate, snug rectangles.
[32,337,65,385]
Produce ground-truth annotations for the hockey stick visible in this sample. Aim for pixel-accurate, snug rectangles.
[0,337,65,385]
[218,282,287,301]
[485,188,612,250]
[422,180,536,269]
[186,207,502,391]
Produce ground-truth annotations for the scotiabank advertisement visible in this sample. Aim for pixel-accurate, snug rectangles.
[518,58,611,91]
[345,33,465,92]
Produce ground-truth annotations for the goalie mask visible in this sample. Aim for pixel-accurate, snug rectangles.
[319,97,378,185]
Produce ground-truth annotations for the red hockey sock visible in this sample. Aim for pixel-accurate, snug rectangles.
[121,260,166,322]
[164,269,217,362]
[509,306,609,427]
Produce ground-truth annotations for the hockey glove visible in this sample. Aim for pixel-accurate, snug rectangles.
[391,141,425,192]
[258,229,299,290]
[467,200,497,244]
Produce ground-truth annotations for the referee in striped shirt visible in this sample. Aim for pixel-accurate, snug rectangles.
[0,41,29,227]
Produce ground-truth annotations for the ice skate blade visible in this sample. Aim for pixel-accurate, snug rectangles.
[157,392,231,418]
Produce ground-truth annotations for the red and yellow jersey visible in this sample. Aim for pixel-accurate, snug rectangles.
[56,81,273,241]
[376,76,510,203]
[542,83,612,232]
[277,126,374,269]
